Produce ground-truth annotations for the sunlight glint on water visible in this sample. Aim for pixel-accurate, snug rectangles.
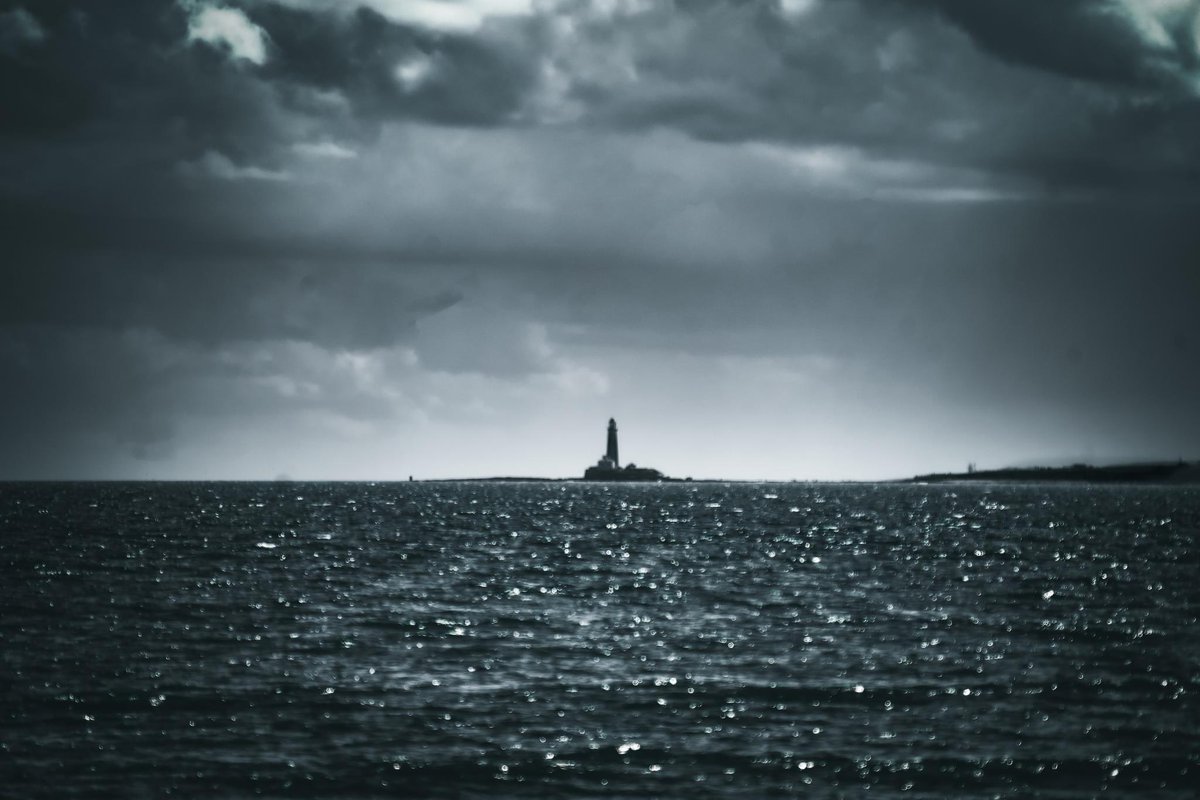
[1,481,1198,798]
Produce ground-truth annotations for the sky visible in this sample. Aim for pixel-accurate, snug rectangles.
[2,0,1199,480]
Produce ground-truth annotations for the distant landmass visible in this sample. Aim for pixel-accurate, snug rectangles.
[418,425,1198,484]
[910,461,1200,484]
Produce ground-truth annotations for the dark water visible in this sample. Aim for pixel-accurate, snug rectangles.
[2,481,1198,798]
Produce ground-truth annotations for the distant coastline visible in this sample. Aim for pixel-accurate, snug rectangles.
[909,461,1200,485]
[421,461,1200,484]
[421,418,1200,486]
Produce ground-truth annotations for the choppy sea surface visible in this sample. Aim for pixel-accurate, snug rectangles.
[1,481,1198,798]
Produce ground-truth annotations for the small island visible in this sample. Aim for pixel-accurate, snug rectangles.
[583,418,667,481]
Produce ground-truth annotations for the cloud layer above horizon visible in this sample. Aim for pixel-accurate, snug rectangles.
[2,0,1199,479]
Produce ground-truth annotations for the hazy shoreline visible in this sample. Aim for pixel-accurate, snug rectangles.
[3,463,1198,484]
[908,461,1200,485]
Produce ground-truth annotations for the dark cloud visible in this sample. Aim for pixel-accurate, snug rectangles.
[0,259,462,350]
[522,0,1200,191]
[920,0,1200,90]
[900,0,1200,188]
[0,6,45,54]
[257,4,534,127]
[0,0,536,157]
[0,5,93,136]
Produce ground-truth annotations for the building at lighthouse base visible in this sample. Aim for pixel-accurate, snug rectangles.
[583,459,664,481]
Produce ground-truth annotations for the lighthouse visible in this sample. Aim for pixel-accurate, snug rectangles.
[583,418,665,480]
[606,418,619,467]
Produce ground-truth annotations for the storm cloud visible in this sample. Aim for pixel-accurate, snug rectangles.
[2,0,1198,479]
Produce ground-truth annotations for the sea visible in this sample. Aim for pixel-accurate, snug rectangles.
[1,481,1198,799]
